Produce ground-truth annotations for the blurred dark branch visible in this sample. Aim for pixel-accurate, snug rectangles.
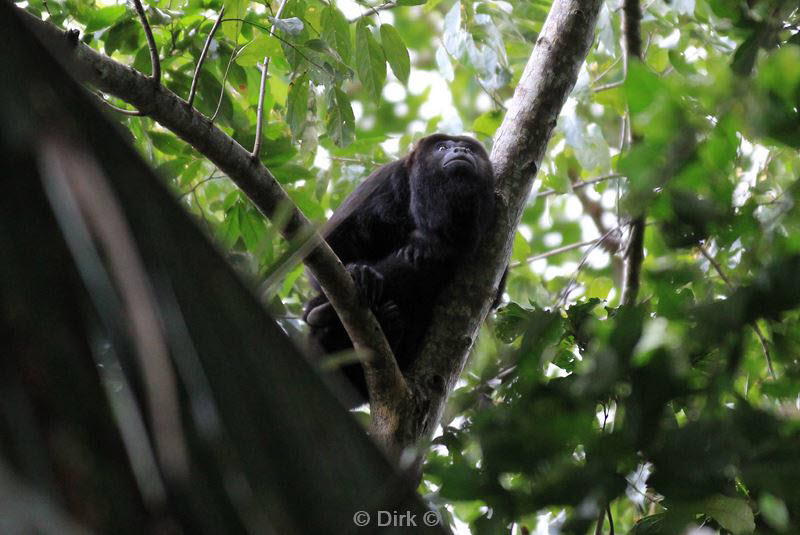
[17,5,405,430]
[40,135,189,482]
[620,0,644,308]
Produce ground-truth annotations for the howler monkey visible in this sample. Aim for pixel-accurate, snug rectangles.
[304,134,497,404]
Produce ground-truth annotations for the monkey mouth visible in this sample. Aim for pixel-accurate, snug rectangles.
[443,156,475,169]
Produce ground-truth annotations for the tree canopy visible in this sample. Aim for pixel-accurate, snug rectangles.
[7,0,800,533]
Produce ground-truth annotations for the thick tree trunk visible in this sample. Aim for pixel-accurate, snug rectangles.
[388,0,606,452]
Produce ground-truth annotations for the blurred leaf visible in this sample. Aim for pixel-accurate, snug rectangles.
[703,495,755,535]
[235,35,282,67]
[325,87,355,148]
[380,24,411,84]
[321,5,352,63]
[355,20,386,102]
[286,73,310,140]
[85,5,127,33]
[472,110,503,138]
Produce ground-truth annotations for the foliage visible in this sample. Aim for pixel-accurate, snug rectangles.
[17,0,800,533]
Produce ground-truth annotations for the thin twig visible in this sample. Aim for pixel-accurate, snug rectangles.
[95,91,145,116]
[349,1,397,23]
[475,77,507,111]
[511,229,619,269]
[698,244,776,379]
[559,226,622,306]
[131,0,161,84]
[252,0,289,160]
[211,44,239,123]
[592,55,622,85]
[179,169,224,200]
[592,79,624,93]
[536,173,624,199]
[569,172,624,285]
[187,7,225,108]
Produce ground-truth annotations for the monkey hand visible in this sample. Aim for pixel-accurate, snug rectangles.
[396,233,439,267]
[346,264,384,307]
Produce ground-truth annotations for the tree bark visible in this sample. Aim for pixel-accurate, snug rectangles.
[388,0,605,452]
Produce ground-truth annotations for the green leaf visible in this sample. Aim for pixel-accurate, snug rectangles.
[325,87,355,148]
[731,31,761,76]
[222,204,242,248]
[380,24,410,84]
[703,495,755,535]
[625,61,666,115]
[235,35,282,67]
[85,5,127,33]
[472,110,503,137]
[542,173,569,194]
[758,45,800,103]
[286,73,310,140]
[222,0,247,41]
[355,20,386,102]
[668,49,697,76]
[270,163,315,184]
[759,494,789,531]
[104,20,139,55]
[494,302,531,344]
[149,131,185,155]
[239,208,267,251]
[321,5,352,64]
[397,0,427,5]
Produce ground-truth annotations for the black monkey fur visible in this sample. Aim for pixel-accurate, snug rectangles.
[303,134,500,405]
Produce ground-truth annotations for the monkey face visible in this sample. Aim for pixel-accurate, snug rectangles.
[411,134,492,182]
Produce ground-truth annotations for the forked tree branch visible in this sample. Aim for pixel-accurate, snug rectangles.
[386,0,606,452]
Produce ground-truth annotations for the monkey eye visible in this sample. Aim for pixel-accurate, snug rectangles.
[436,143,447,151]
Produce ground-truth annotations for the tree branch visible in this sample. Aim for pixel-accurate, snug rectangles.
[16,6,408,427]
[131,0,160,84]
[187,7,224,108]
[252,0,288,160]
[389,0,605,452]
[620,0,644,307]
